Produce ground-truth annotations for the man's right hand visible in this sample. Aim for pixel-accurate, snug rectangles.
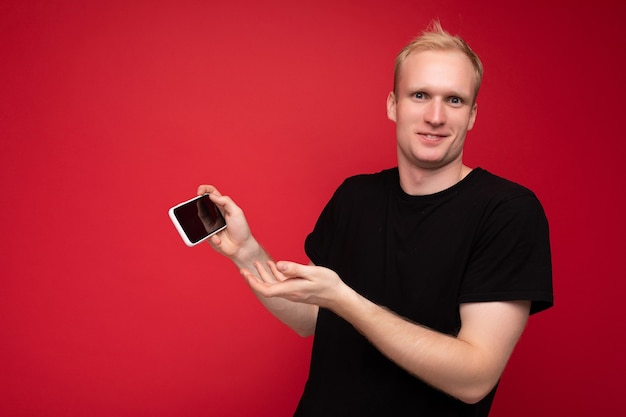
[196,185,260,265]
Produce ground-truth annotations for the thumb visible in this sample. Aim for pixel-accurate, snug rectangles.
[275,261,306,278]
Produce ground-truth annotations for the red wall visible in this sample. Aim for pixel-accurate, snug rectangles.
[1,1,624,416]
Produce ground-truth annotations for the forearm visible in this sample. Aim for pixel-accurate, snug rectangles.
[252,290,318,337]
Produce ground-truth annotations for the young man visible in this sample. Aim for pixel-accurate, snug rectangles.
[199,22,553,416]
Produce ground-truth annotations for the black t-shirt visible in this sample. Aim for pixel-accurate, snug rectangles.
[295,167,553,417]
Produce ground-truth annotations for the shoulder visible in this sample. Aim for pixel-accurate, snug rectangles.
[336,168,397,197]
[317,168,397,221]
[460,169,551,246]
[468,170,551,263]
[470,168,536,197]
[468,168,545,212]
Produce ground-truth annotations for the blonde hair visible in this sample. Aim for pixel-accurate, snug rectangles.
[393,21,484,102]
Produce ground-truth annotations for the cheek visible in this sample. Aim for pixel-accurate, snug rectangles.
[396,105,421,125]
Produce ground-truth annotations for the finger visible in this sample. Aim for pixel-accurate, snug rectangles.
[275,261,311,280]
[204,193,239,218]
[197,184,222,197]
[267,260,288,282]
[208,193,231,209]
[240,268,265,289]
[241,268,288,300]
[254,261,281,284]
[208,234,222,247]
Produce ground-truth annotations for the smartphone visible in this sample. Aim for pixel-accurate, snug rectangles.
[168,194,227,247]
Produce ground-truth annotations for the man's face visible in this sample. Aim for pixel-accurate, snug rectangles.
[387,50,478,173]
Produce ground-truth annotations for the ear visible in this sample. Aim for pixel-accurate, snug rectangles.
[386,91,397,122]
[467,102,478,131]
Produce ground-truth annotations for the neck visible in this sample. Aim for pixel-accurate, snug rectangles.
[398,163,472,196]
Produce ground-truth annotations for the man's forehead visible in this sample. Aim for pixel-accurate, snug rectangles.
[399,50,476,95]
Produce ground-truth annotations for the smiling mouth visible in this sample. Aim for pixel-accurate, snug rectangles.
[419,133,448,140]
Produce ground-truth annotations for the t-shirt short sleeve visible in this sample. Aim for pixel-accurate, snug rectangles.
[458,192,553,315]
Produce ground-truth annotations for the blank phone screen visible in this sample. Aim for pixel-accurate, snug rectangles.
[171,195,226,244]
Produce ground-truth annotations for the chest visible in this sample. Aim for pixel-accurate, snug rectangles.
[329,195,480,332]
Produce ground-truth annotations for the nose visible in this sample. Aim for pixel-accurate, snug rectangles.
[424,99,446,126]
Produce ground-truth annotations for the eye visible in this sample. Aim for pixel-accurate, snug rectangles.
[447,96,466,107]
[412,92,426,100]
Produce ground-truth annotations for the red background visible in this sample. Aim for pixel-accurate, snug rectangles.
[1,1,624,416]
